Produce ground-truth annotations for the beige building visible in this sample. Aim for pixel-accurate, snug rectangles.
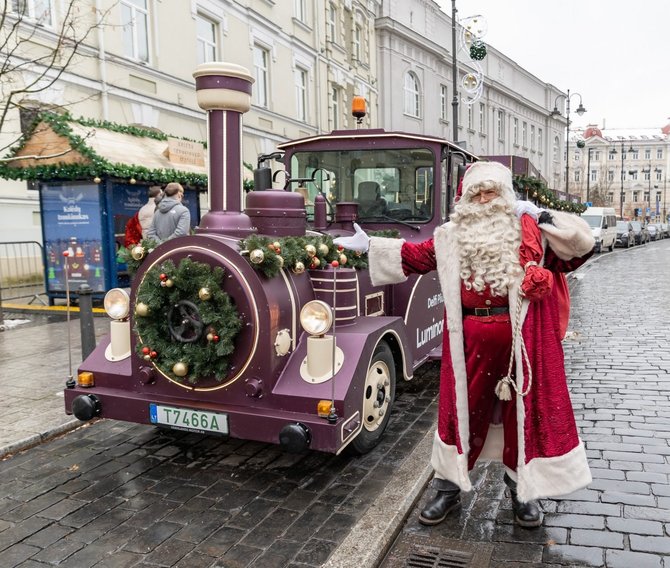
[570,124,670,221]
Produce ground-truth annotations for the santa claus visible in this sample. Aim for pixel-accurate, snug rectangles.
[335,161,594,528]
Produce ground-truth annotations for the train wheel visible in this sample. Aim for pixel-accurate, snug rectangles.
[349,341,396,454]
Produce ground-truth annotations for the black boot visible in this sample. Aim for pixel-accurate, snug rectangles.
[504,474,543,528]
[418,479,461,526]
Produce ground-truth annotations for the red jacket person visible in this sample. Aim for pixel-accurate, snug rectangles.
[336,161,594,528]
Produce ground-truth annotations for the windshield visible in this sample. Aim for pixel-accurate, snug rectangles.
[289,148,435,222]
[581,215,602,229]
[616,221,628,230]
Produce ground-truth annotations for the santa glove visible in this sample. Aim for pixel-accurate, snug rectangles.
[521,262,554,302]
[514,200,544,221]
[333,223,370,253]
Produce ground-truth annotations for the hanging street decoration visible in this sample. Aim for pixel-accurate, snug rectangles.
[458,15,488,106]
[134,257,241,385]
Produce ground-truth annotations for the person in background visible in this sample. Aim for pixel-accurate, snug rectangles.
[146,182,190,242]
[138,186,163,238]
[334,161,594,529]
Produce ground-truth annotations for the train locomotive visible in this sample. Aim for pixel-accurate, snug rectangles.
[64,62,477,455]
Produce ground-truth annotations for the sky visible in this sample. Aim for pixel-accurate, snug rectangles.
[435,0,670,131]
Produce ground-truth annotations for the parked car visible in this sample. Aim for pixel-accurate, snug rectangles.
[580,207,617,252]
[629,221,650,245]
[647,224,659,241]
[660,223,669,238]
[615,221,635,248]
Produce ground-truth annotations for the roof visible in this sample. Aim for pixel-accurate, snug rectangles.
[0,113,209,187]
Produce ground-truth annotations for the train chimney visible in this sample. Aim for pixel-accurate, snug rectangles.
[193,62,255,236]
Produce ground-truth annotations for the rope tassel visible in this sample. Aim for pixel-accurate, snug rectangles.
[495,377,513,401]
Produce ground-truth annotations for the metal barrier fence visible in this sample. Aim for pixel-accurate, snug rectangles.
[0,241,47,304]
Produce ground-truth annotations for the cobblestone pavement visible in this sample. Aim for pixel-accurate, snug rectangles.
[0,240,668,568]
[388,241,670,568]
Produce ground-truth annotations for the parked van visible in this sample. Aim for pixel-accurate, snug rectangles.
[580,207,617,252]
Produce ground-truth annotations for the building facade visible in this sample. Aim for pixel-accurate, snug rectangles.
[570,124,670,221]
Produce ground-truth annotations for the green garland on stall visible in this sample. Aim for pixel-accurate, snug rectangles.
[0,111,208,188]
[116,238,160,276]
[134,258,241,385]
[513,174,587,214]
[239,230,400,279]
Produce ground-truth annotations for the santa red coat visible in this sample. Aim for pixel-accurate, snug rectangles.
[368,211,594,502]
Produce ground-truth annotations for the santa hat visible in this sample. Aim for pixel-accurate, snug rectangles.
[459,161,515,201]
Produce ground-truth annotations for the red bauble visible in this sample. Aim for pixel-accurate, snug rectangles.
[331,260,339,268]
[337,245,344,252]
[213,335,220,343]
[150,351,158,359]
[159,273,167,281]
[142,346,150,355]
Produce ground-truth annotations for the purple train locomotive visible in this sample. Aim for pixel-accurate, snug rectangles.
[64,62,477,454]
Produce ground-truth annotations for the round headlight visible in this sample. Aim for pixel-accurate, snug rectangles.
[104,288,130,320]
[300,300,333,336]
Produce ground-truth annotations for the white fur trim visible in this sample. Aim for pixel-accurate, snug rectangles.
[478,423,504,461]
[540,210,595,260]
[431,430,473,491]
[516,440,592,502]
[461,161,515,201]
[368,237,407,286]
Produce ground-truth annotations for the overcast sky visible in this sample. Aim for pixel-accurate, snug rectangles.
[436,0,669,131]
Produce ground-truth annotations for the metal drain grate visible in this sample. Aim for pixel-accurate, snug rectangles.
[406,546,472,567]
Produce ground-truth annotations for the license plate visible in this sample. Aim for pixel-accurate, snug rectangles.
[149,404,228,435]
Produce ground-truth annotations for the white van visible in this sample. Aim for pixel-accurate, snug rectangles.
[580,207,617,252]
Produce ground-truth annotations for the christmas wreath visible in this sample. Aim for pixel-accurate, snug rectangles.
[134,257,241,385]
[239,230,400,279]
[117,238,160,276]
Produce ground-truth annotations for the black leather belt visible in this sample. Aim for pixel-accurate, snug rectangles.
[463,306,509,316]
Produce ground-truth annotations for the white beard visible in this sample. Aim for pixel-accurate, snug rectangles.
[450,199,523,297]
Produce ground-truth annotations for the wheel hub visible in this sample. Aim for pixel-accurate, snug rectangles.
[362,361,391,431]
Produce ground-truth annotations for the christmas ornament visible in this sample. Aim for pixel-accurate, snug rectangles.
[207,332,214,341]
[276,255,284,268]
[339,254,347,265]
[331,260,339,268]
[250,249,265,264]
[93,176,101,184]
[130,177,137,184]
[150,351,157,359]
[131,245,145,260]
[173,362,188,377]
[310,257,321,268]
[305,244,316,257]
[198,287,211,301]
[143,354,151,361]
[159,273,167,281]
[136,302,149,317]
[164,278,174,288]
[292,261,305,274]
[213,335,220,343]
[318,243,329,255]
[142,346,150,355]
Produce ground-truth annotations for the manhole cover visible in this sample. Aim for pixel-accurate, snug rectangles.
[381,535,492,568]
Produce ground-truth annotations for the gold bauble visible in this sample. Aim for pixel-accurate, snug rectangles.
[206,332,214,341]
[311,257,321,268]
[305,244,317,257]
[129,177,136,184]
[173,362,188,377]
[135,302,149,317]
[318,243,329,255]
[276,255,284,268]
[93,176,101,184]
[273,241,281,249]
[143,354,151,361]
[131,245,145,260]
[292,261,305,274]
[339,254,347,265]
[164,278,174,288]
[198,287,211,301]
[250,249,265,264]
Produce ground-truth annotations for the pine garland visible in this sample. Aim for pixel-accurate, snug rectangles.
[513,174,586,214]
[134,258,241,385]
[116,238,160,276]
[240,230,400,279]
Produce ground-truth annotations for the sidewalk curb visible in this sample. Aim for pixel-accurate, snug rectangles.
[324,428,434,568]
[0,418,84,460]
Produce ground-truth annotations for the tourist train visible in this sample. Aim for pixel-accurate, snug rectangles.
[64,62,477,454]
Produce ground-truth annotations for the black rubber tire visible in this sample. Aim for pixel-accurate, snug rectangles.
[347,341,396,455]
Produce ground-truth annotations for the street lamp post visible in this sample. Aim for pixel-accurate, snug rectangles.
[641,162,653,222]
[611,140,636,218]
[551,89,586,195]
[451,0,459,143]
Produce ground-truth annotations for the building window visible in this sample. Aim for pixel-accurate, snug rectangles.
[644,148,651,160]
[630,171,638,181]
[522,122,527,147]
[633,190,639,201]
[331,86,340,129]
[467,105,473,129]
[513,118,519,144]
[295,67,307,122]
[294,0,306,22]
[12,0,53,25]
[607,192,614,203]
[538,128,543,153]
[253,45,269,108]
[353,25,361,62]
[632,150,639,160]
[196,14,217,64]
[479,103,485,131]
[609,151,616,160]
[403,72,420,117]
[328,4,337,41]
[608,170,614,182]
[440,85,448,121]
[657,148,663,159]
[590,169,597,182]
[496,110,504,140]
[121,0,149,62]
[574,170,580,182]
[657,169,663,181]
[644,170,650,181]
[553,136,559,161]
[530,125,535,150]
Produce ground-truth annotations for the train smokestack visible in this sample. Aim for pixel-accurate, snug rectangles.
[193,62,255,236]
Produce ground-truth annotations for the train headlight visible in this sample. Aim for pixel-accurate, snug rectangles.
[300,300,333,336]
[104,288,130,320]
